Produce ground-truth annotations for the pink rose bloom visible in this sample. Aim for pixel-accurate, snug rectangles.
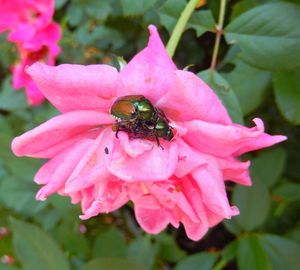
[12,22,61,105]
[0,0,60,105]
[0,0,55,43]
[11,26,286,240]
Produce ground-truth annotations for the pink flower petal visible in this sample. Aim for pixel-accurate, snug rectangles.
[19,22,61,53]
[183,118,287,157]
[180,176,208,226]
[64,129,114,192]
[192,166,237,219]
[118,132,154,158]
[134,196,171,234]
[156,70,232,124]
[27,62,121,113]
[12,110,114,158]
[175,139,210,178]
[35,139,93,201]
[218,157,251,186]
[106,136,178,181]
[25,80,45,105]
[80,181,128,219]
[120,25,177,102]
[181,213,208,241]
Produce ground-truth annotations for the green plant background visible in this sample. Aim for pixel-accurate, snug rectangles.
[0,0,299,269]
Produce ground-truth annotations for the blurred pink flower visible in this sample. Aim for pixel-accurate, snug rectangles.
[0,0,55,40]
[0,0,60,105]
[11,25,286,240]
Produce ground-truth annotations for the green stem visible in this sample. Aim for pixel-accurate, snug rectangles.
[210,0,227,71]
[166,0,199,58]
[212,259,227,270]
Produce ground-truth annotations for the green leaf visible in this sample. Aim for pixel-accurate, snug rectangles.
[237,235,272,270]
[223,218,242,236]
[0,34,16,68]
[285,226,300,244]
[198,70,244,124]
[54,222,90,258]
[159,0,185,33]
[0,115,13,134]
[222,240,238,263]
[233,180,270,231]
[154,233,186,263]
[66,4,83,26]
[159,0,215,36]
[223,60,271,115]
[81,258,146,270]
[188,10,216,37]
[225,2,300,70]
[0,176,45,215]
[121,0,157,16]
[0,266,21,270]
[127,236,156,270]
[230,0,276,20]
[84,0,111,21]
[10,218,70,270]
[261,234,300,270]
[251,147,287,188]
[55,0,67,9]
[0,77,27,111]
[175,252,218,270]
[0,133,42,181]
[273,182,300,202]
[273,69,300,125]
[93,228,127,258]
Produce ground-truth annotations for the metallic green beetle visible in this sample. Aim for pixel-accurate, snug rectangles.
[110,95,175,145]
[110,95,155,122]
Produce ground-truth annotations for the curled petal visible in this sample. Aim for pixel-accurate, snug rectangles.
[218,157,251,186]
[183,118,287,157]
[156,70,232,124]
[27,63,120,113]
[234,119,287,155]
[80,181,128,220]
[120,25,177,102]
[119,132,154,158]
[12,110,113,158]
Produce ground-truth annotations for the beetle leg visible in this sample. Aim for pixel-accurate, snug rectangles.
[155,135,164,150]
[133,121,138,136]
[115,124,120,139]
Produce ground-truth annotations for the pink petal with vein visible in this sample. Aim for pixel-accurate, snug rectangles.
[12,111,113,158]
[183,118,287,157]
[120,25,177,102]
[27,63,120,112]
[157,70,232,124]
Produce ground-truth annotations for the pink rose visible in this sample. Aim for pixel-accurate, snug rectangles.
[11,25,286,240]
[0,0,55,41]
[0,0,60,105]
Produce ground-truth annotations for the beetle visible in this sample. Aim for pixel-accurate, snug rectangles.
[110,95,174,147]
[110,95,155,122]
